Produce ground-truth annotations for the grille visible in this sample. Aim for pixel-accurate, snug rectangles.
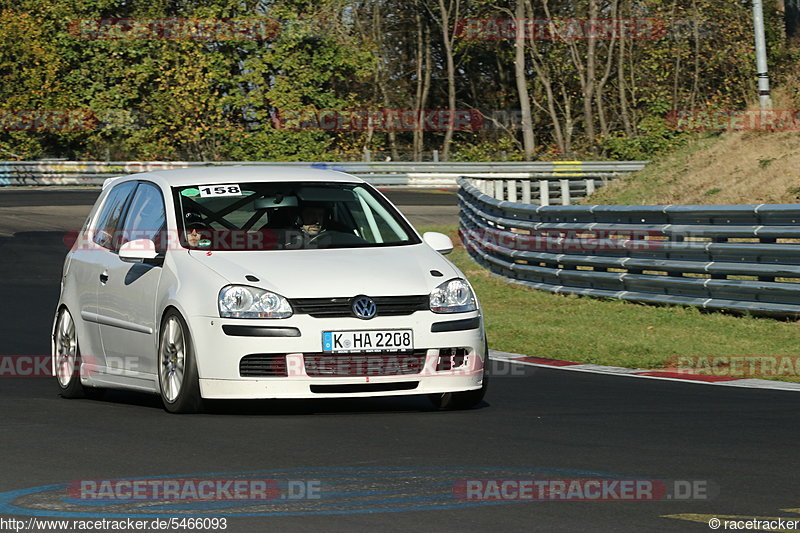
[290,295,429,318]
[239,354,288,377]
[436,348,469,371]
[304,351,428,377]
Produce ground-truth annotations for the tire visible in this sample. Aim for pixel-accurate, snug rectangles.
[429,370,488,410]
[54,308,86,399]
[158,310,203,414]
[429,342,490,410]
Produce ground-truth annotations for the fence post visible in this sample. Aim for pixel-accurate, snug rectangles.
[560,179,570,205]
[507,180,517,202]
[494,179,504,200]
[522,180,531,204]
[432,150,439,162]
[585,178,595,196]
[539,180,550,206]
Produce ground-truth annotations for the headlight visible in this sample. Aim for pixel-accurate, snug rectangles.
[430,278,477,313]
[218,285,293,319]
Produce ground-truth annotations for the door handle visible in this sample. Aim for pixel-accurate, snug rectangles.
[99,271,109,284]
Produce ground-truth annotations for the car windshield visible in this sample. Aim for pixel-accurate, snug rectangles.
[173,181,420,251]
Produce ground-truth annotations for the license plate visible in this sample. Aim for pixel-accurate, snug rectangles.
[322,330,413,353]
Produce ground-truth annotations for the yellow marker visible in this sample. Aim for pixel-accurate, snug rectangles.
[553,161,583,177]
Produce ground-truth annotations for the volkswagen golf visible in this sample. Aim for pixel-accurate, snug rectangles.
[52,166,487,412]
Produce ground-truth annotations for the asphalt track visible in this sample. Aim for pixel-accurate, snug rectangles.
[1,187,800,532]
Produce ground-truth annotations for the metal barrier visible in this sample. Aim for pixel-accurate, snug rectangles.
[0,160,647,188]
[464,175,612,206]
[458,178,800,317]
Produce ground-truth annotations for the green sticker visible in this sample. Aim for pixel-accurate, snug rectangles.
[181,188,201,197]
[198,239,212,248]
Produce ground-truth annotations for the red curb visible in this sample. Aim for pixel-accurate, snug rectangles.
[517,356,582,367]
[491,351,800,391]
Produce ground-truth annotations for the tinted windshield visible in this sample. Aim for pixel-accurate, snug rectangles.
[173,181,420,251]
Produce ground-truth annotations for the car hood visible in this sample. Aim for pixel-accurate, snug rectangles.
[188,244,461,298]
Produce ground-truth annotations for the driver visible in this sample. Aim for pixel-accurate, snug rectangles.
[183,211,213,248]
[185,222,212,248]
[300,205,327,238]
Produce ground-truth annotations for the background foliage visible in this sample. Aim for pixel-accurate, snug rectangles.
[0,0,794,161]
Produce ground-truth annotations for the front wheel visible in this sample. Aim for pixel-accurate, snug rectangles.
[158,311,202,414]
[429,344,489,411]
[428,370,488,410]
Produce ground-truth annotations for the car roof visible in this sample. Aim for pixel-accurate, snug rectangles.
[116,165,364,188]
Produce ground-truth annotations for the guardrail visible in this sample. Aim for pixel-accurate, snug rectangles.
[0,160,647,189]
[458,178,800,317]
[464,175,614,206]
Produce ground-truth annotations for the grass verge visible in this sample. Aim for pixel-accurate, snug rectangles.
[421,225,800,379]
[584,129,800,205]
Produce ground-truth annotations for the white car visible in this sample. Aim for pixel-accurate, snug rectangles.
[52,166,487,413]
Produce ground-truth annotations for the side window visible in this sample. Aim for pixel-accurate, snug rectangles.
[121,183,167,253]
[92,181,137,250]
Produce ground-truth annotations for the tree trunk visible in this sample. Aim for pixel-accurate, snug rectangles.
[595,0,618,138]
[413,16,432,161]
[617,28,633,136]
[582,0,598,145]
[514,0,535,160]
[437,0,458,161]
[372,2,399,160]
[413,11,425,161]
[527,0,565,153]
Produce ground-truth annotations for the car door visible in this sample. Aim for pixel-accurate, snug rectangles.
[71,180,138,373]
[96,181,166,381]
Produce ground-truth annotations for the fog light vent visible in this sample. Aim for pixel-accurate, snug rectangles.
[436,348,469,371]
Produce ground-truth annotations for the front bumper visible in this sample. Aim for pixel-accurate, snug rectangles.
[188,311,485,399]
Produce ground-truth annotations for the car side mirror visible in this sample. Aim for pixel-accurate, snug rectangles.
[422,232,453,255]
[119,239,163,265]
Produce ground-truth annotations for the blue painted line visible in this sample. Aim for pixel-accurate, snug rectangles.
[0,466,634,518]
[141,486,452,511]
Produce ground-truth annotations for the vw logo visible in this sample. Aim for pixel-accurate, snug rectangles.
[352,296,377,320]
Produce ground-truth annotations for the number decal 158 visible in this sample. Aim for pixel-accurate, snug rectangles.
[199,184,242,197]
